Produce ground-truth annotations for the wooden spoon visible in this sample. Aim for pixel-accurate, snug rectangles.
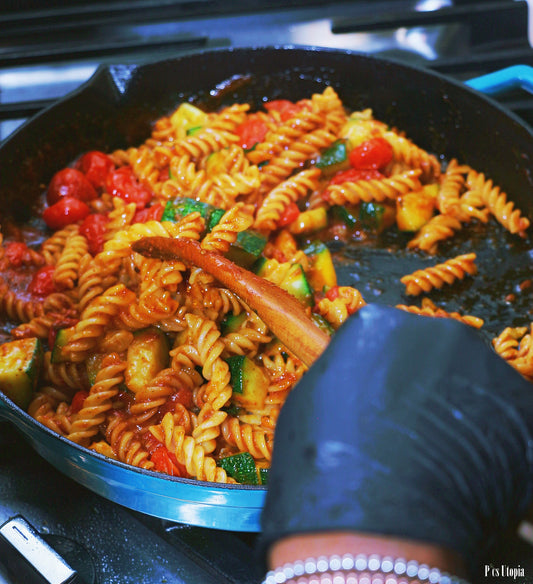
[131,237,330,367]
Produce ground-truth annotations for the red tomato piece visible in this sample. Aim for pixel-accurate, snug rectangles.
[47,168,98,205]
[348,137,393,170]
[150,446,181,476]
[277,202,300,227]
[235,116,268,150]
[5,242,29,267]
[79,213,109,255]
[75,151,115,189]
[329,168,384,185]
[265,99,308,121]
[133,203,164,224]
[70,390,89,414]
[326,286,340,301]
[43,197,90,230]
[159,389,194,417]
[28,265,57,296]
[106,167,153,209]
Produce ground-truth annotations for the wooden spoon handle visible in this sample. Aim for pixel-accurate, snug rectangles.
[132,237,330,367]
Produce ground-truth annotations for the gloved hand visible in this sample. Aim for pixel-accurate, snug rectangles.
[260,304,533,573]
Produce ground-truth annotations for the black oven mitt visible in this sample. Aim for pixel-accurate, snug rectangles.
[259,304,533,573]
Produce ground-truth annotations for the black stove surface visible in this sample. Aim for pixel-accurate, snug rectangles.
[2,1,533,583]
[0,424,263,584]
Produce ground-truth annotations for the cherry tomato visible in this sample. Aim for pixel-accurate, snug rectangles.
[329,168,384,185]
[133,203,164,224]
[150,445,182,476]
[28,265,57,296]
[106,166,153,209]
[79,213,109,255]
[43,197,90,230]
[70,390,89,414]
[277,202,300,227]
[265,99,308,121]
[159,389,194,417]
[75,151,115,189]
[46,168,97,205]
[235,116,268,150]
[348,137,393,170]
[326,286,340,301]
[5,242,30,267]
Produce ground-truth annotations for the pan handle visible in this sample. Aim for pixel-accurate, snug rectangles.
[466,64,533,95]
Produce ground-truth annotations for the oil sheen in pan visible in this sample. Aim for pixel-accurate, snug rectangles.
[331,218,533,340]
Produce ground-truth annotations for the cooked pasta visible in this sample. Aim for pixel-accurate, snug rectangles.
[1,85,531,486]
[400,253,477,296]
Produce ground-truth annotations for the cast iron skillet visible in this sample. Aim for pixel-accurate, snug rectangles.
[1,46,532,532]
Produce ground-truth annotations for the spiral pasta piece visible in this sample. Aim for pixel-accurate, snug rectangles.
[149,412,232,482]
[466,169,530,236]
[221,416,274,460]
[395,303,483,328]
[259,127,337,194]
[63,284,136,362]
[324,169,423,206]
[0,276,45,323]
[407,213,463,254]
[383,130,441,182]
[130,368,186,426]
[105,197,137,240]
[492,326,528,361]
[255,168,322,231]
[41,224,79,266]
[105,412,154,470]
[400,253,477,296]
[53,232,89,290]
[314,286,366,329]
[201,202,254,254]
[42,351,89,390]
[67,354,126,444]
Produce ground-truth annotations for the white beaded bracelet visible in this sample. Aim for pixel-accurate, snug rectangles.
[262,554,470,584]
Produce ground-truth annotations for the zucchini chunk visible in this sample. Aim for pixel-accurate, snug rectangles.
[316,139,350,174]
[125,327,169,394]
[0,338,43,409]
[280,264,314,306]
[86,353,105,386]
[161,197,267,267]
[161,197,225,231]
[217,452,268,485]
[311,313,335,336]
[255,258,314,306]
[50,327,75,363]
[225,229,267,269]
[226,355,269,410]
[330,204,358,228]
[360,201,396,232]
[220,311,247,335]
[396,185,437,232]
[288,207,328,235]
[304,241,337,292]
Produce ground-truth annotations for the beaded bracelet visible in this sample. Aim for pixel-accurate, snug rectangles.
[262,554,470,584]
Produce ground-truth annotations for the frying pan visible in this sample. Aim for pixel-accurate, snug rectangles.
[1,46,533,532]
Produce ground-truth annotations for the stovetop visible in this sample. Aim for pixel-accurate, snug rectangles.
[0,425,263,584]
[3,0,533,140]
[2,1,533,583]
